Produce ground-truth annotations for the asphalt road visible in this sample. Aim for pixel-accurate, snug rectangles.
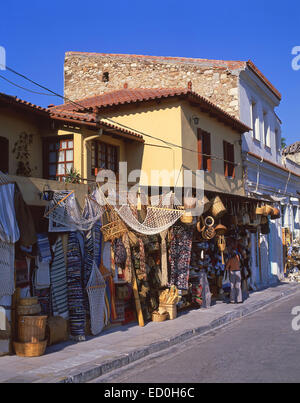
[93,293,300,383]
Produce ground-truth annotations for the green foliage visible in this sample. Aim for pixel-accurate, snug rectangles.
[64,167,81,184]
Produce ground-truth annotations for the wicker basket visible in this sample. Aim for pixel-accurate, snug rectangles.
[204,216,215,227]
[17,304,41,316]
[19,297,38,307]
[101,220,127,242]
[159,303,177,320]
[263,205,274,216]
[14,340,47,358]
[255,206,264,215]
[198,196,212,214]
[18,315,47,343]
[211,196,227,218]
[46,316,68,346]
[152,311,168,322]
[180,211,193,224]
[215,224,227,236]
[270,207,281,220]
[184,197,197,209]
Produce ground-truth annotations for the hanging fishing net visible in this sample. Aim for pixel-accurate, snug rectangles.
[86,262,106,336]
[97,188,184,236]
[45,190,105,232]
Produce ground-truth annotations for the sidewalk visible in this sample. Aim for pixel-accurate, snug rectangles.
[1,282,299,383]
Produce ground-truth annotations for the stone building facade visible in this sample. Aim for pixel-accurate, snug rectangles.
[64,52,242,118]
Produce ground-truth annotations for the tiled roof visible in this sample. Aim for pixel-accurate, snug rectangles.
[49,109,144,142]
[66,52,281,100]
[0,92,48,114]
[51,88,250,134]
[283,142,300,155]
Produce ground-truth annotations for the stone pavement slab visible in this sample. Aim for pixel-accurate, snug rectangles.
[0,282,299,383]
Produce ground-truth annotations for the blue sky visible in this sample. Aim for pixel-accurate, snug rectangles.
[0,0,299,145]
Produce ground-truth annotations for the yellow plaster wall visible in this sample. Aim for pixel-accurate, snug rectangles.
[0,109,43,177]
[180,102,245,196]
[102,100,182,187]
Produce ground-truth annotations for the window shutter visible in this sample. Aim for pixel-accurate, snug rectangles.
[228,143,235,178]
[223,140,228,177]
[204,133,211,172]
[197,129,203,170]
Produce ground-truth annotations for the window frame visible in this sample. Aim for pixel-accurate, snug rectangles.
[91,140,119,176]
[43,136,74,181]
[251,101,260,141]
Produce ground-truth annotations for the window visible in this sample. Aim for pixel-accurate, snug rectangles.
[91,141,118,176]
[102,72,109,82]
[197,129,211,172]
[275,128,280,153]
[263,111,270,147]
[223,140,235,178]
[44,137,74,181]
[251,101,259,140]
[0,137,9,173]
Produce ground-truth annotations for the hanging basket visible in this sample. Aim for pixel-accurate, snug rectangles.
[211,196,227,218]
[14,340,47,358]
[270,207,281,220]
[215,224,227,236]
[204,216,215,227]
[202,227,216,240]
[198,196,212,214]
[18,316,47,343]
[180,211,193,224]
[184,197,197,210]
[255,205,264,215]
[263,205,273,216]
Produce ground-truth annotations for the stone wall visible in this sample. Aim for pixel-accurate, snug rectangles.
[64,53,244,118]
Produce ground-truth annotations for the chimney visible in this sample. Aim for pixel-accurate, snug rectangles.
[187,81,192,91]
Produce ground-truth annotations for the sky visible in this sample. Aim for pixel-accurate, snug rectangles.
[0,0,299,145]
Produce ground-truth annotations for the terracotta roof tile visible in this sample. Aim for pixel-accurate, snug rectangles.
[51,88,250,133]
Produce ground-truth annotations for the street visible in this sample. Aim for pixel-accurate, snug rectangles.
[93,293,300,383]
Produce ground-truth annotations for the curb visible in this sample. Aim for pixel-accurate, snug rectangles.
[37,284,300,383]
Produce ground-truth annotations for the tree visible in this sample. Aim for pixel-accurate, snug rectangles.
[281,137,287,149]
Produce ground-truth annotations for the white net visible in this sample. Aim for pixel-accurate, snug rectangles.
[86,262,106,336]
[45,191,104,232]
[97,188,184,235]
[0,241,15,298]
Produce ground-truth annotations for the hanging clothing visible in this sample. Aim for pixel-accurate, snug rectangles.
[83,230,94,315]
[37,234,52,263]
[14,183,36,247]
[169,224,193,290]
[35,258,50,290]
[160,230,169,287]
[92,220,102,267]
[0,241,15,298]
[67,231,86,338]
[50,237,69,319]
[0,183,20,244]
[122,233,133,284]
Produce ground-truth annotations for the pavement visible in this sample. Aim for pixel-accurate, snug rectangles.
[0,281,299,383]
[94,291,300,383]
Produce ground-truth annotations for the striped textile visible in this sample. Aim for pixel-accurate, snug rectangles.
[92,220,102,267]
[0,184,20,243]
[0,241,15,297]
[37,233,52,263]
[50,237,69,319]
[83,230,94,315]
[67,231,86,338]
